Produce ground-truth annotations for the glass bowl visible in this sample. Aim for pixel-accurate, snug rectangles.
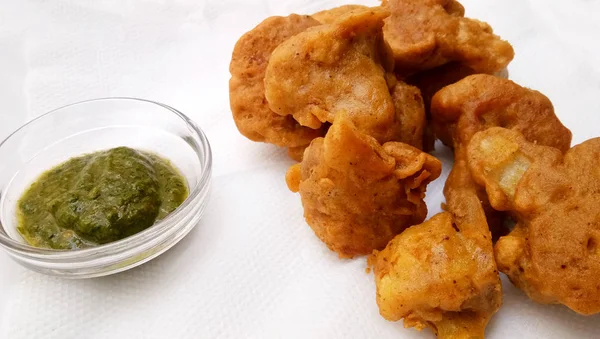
[0,98,212,278]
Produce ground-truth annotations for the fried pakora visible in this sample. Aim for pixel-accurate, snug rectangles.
[229,14,325,151]
[382,0,514,75]
[431,74,572,152]
[371,209,501,339]
[286,115,441,258]
[265,7,426,146]
[468,128,600,315]
[431,74,572,237]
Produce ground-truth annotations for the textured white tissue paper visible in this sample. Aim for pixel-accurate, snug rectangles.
[0,0,599,338]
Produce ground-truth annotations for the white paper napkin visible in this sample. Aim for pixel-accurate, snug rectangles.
[1,0,599,338]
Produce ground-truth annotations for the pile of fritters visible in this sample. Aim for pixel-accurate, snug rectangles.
[229,1,598,338]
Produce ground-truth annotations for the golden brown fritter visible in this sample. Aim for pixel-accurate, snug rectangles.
[286,115,441,258]
[265,7,405,143]
[371,185,502,338]
[229,14,325,150]
[468,127,600,315]
[371,213,501,339]
[431,74,572,238]
[431,74,572,151]
[312,4,368,24]
[382,0,514,75]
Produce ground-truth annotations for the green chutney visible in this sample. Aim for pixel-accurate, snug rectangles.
[17,147,188,250]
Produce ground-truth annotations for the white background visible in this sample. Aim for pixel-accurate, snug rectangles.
[0,0,599,338]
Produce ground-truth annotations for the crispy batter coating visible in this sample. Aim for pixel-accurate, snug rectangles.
[468,128,600,315]
[431,74,572,151]
[382,0,514,75]
[287,115,441,258]
[432,74,572,238]
[265,7,413,144]
[312,5,369,24]
[229,14,325,149]
[371,205,502,338]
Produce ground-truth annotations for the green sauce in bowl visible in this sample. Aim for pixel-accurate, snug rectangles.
[17,147,188,249]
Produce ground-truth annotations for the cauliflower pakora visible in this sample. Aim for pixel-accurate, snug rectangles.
[431,74,572,237]
[382,0,514,75]
[430,74,572,151]
[468,127,600,315]
[371,202,501,338]
[229,14,325,151]
[265,7,425,145]
[287,115,441,258]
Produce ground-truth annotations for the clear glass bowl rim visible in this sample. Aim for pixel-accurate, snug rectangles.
[0,97,212,261]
